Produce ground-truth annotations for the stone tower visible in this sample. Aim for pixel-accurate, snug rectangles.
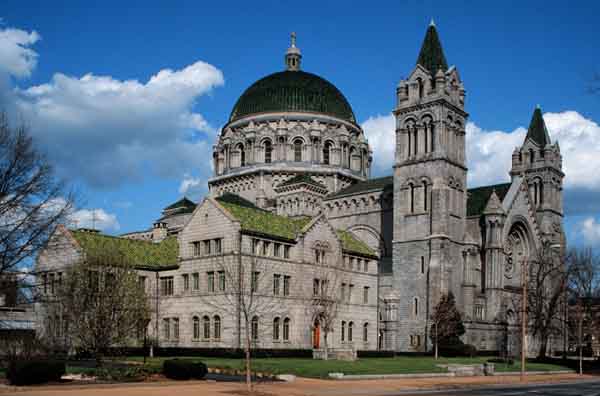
[392,21,468,352]
[510,106,564,245]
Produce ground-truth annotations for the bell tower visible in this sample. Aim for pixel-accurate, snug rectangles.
[510,106,564,244]
[392,21,469,352]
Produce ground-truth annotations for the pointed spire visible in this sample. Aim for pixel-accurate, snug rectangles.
[525,106,551,146]
[483,190,504,215]
[429,18,436,27]
[416,22,448,76]
[285,32,302,71]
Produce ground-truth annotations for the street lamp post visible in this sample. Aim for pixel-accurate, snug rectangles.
[521,256,527,382]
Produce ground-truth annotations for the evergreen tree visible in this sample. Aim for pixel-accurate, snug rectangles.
[430,292,465,346]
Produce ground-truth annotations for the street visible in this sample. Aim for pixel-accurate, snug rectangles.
[399,379,600,396]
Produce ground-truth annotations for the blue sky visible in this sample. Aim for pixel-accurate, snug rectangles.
[2,0,600,248]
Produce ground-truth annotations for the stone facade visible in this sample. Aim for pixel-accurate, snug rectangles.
[35,25,564,355]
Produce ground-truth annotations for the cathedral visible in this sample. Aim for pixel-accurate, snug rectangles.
[36,23,564,354]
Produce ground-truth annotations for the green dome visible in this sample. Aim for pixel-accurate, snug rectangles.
[229,70,356,124]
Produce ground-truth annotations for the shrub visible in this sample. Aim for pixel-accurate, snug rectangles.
[7,360,66,385]
[439,343,477,357]
[357,350,396,358]
[163,359,207,380]
[94,366,150,382]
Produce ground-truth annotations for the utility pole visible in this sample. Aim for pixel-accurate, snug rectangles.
[521,256,527,382]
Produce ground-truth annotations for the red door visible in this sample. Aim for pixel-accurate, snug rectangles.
[313,322,320,349]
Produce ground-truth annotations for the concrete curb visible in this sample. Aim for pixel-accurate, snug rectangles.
[328,369,575,380]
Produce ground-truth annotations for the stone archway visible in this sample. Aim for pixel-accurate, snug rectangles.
[504,222,532,288]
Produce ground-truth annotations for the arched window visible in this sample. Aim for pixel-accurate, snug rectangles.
[414,298,419,317]
[539,181,544,205]
[529,149,535,164]
[273,317,280,341]
[203,315,210,339]
[363,323,369,342]
[251,316,259,341]
[237,144,245,167]
[430,122,436,152]
[416,77,424,99]
[294,139,303,162]
[213,315,221,340]
[323,142,332,165]
[409,183,415,213]
[193,316,200,340]
[423,121,429,153]
[423,181,428,211]
[283,318,290,341]
[348,321,354,342]
[341,321,346,342]
[264,140,272,163]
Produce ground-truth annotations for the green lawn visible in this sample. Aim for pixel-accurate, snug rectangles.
[124,356,572,379]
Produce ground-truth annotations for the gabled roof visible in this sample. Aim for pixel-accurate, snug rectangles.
[277,174,327,189]
[164,197,196,214]
[466,183,512,217]
[216,194,311,242]
[416,23,448,76]
[326,176,393,199]
[524,106,551,147]
[336,230,378,258]
[71,230,179,271]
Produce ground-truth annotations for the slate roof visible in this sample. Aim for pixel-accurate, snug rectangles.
[525,107,551,146]
[216,193,376,257]
[326,176,393,199]
[229,70,356,124]
[416,23,448,76]
[71,230,179,271]
[277,174,327,189]
[466,183,512,217]
[216,194,311,242]
[164,197,196,214]
[336,230,378,258]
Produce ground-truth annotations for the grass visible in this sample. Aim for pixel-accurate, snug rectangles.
[124,356,572,379]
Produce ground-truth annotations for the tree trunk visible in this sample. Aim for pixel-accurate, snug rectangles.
[323,331,329,360]
[245,332,252,392]
[537,330,548,359]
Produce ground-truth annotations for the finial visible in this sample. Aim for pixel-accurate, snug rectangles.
[285,32,302,71]
[429,18,436,27]
[536,103,541,110]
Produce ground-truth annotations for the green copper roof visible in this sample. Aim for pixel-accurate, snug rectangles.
[164,197,196,212]
[278,174,327,189]
[524,107,551,146]
[229,70,356,124]
[466,183,511,217]
[336,230,377,258]
[71,230,179,271]
[416,24,448,76]
[216,194,311,242]
[326,176,393,199]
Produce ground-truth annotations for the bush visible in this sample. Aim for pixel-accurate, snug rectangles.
[357,350,396,358]
[439,343,477,357]
[94,366,150,382]
[163,359,207,380]
[7,360,66,385]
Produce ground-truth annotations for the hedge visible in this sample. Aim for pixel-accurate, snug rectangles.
[7,360,66,385]
[103,347,313,359]
[163,359,207,380]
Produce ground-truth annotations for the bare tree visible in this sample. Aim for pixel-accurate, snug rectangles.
[50,247,149,366]
[524,242,567,359]
[430,292,465,359]
[0,112,73,280]
[566,247,600,374]
[305,264,342,360]
[202,254,280,392]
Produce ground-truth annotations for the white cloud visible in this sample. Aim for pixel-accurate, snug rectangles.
[1,34,224,187]
[581,217,600,246]
[362,111,600,192]
[69,208,120,232]
[0,26,40,78]
[179,173,206,199]
[361,113,396,175]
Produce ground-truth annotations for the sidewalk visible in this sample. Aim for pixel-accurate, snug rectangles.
[0,373,596,396]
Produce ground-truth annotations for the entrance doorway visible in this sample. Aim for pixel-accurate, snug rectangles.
[313,320,321,349]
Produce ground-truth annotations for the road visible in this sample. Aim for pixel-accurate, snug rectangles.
[398,379,600,396]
